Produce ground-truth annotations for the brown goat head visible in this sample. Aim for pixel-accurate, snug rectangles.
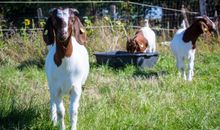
[182,15,216,49]
[126,30,148,53]
[43,8,87,46]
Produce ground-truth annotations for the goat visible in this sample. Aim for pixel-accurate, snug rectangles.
[171,15,216,81]
[43,8,89,130]
[126,20,156,53]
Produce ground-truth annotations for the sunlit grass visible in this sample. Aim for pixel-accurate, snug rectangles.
[0,30,220,129]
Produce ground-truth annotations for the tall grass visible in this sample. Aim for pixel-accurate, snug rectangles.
[0,25,220,130]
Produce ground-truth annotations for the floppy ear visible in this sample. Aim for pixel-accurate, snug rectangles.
[43,9,56,46]
[200,21,209,33]
[73,16,87,45]
[69,8,87,44]
[135,40,146,52]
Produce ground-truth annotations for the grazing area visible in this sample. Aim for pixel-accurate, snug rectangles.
[0,28,220,130]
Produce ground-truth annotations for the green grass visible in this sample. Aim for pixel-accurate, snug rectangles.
[0,32,220,130]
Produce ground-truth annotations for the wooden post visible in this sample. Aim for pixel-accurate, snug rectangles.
[37,8,44,28]
[0,26,3,38]
[32,19,35,29]
[167,21,170,39]
[214,10,219,35]
[110,4,117,20]
[199,0,206,15]
[181,4,189,28]
[37,8,43,19]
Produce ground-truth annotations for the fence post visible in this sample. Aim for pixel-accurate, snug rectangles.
[199,0,206,15]
[214,10,219,35]
[0,26,3,38]
[181,4,189,28]
[110,4,117,20]
[37,8,44,28]
[167,21,170,39]
[37,8,43,19]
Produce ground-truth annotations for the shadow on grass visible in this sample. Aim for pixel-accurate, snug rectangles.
[90,62,129,73]
[89,62,101,68]
[90,61,169,79]
[132,69,169,79]
[17,58,45,70]
[0,102,53,130]
[0,107,39,129]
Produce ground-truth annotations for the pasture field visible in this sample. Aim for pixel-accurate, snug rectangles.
[0,30,220,130]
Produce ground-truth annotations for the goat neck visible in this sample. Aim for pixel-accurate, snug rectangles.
[54,34,73,67]
[182,21,204,49]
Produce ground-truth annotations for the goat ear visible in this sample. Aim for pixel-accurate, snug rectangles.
[200,21,208,33]
[42,8,56,45]
[43,17,55,45]
[73,16,87,44]
[69,8,86,44]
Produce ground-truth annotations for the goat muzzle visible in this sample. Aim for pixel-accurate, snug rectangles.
[57,31,69,42]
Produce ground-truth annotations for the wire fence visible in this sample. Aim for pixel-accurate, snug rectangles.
[0,1,219,40]
[0,1,199,14]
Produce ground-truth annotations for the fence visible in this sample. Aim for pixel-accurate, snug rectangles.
[0,1,219,41]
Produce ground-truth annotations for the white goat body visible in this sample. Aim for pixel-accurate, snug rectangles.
[46,37,89,130]
[43,8,88,130]
[45,37,89,94]
[141,26,156,53]
[126,26,156,53]
[171,16,216,81]
[171,28,195,81]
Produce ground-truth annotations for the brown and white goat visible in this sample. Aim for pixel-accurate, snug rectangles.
[171,16,216,81]
[43,8,89,130]
[126,26,156,53]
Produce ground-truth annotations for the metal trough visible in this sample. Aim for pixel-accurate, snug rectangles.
[94,51,159,68]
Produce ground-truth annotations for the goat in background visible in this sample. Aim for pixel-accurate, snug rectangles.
[171,16,216,81]
[126,19,156,53]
